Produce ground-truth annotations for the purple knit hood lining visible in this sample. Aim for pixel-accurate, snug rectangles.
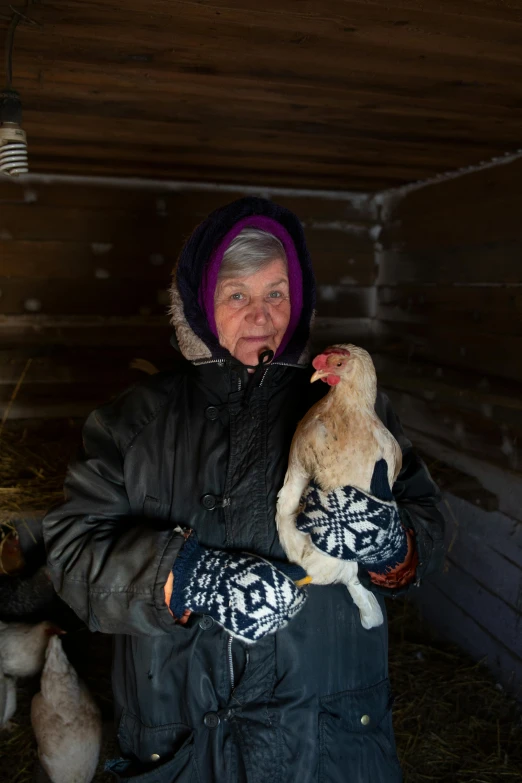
[198,215,303,359]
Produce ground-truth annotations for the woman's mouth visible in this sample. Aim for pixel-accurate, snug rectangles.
[242,335,274,343]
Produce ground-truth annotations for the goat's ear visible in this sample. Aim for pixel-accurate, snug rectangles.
[370,459,393,501]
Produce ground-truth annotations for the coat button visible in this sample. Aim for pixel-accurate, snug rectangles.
[204,712,220,728]
[150,754,160,761]
[205,406,219,421]
[199,615,214,630]
[360,714,371,726]
[201,494,217,510]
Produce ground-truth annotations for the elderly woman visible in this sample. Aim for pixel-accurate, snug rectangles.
[43,197,444,783]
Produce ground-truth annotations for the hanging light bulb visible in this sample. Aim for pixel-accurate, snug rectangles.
[0,8,28,176]
[0,88,27,175]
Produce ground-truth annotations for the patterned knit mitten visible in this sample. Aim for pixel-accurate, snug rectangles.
[170,534,307,643]
[296,459,408,574]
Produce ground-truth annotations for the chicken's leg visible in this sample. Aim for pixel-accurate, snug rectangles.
[343,568,384,629]
[276,463,312,565]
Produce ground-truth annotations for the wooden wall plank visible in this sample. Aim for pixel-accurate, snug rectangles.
[0,381,128,410]
[0,204,164,243]
[0,348,174,385]
[316,285,375,318]
[442,494,522,570]
[411,583,522,700]
[376,244,522,286]
[440,558,521,655]
[0,315,173,347]
[383,158,522,248]
[305,229,376,286]
[0,280,173,317]
[0,242,174,279]
[409,492,522,699]
[0,180,174,210]
[379,321,522,384]
[375,354,522,408]
[377,284,522,336]
[384,387,522,472]
[444,535,522,612]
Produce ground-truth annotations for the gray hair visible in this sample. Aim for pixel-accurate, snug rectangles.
[219,228,287,279]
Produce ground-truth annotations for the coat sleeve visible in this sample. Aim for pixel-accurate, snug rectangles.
[42,407,184,636]
[364,391,446,597]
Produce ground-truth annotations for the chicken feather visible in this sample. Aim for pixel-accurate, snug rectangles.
[31,635,102,783]
[0,620,63,678]
[0,661,16,730]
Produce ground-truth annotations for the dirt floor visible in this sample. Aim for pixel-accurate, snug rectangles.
[2,600,522,783]
[1,419,521,782]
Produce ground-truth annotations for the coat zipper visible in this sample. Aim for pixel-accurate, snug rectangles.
[193,359,226,366]
[258,368,269,387]
[228,636,235,690]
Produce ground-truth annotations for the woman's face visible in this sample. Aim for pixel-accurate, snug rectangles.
[214,257,291,366]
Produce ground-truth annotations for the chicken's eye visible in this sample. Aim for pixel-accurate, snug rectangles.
[336,361,343,367]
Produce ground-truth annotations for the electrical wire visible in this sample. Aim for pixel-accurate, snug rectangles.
[4,11,21,88]
[3,3,39,89]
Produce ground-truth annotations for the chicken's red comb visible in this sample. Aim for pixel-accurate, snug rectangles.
[312,347,350,371]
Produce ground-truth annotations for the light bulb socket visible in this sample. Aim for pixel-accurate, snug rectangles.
[0,89,23,125]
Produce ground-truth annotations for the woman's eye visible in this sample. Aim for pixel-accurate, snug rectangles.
[230,292,244,301]
[268,291,282,299]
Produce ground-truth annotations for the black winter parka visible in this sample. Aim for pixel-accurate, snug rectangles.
[43,198,444,783]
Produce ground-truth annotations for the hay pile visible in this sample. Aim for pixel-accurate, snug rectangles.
[0,420,521,783]
[0,419,79,520]
[388,601,522,782]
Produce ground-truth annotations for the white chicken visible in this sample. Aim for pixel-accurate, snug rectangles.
[276,343,402,630]
[0,620,63,678]
[31,635,102,783]
[0,661,17,730]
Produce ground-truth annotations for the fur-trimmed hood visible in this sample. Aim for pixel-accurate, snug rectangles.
[168,197,316,365]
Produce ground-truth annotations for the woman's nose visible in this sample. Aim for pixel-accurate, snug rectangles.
[247,300,269,325]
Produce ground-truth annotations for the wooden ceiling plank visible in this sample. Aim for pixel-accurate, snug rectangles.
[33,0,522,46]
[11,22,522,84]
[17,92,522,153]
[23,115,515,170]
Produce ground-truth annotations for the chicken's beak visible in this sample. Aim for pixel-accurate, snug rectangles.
[310,369,329,383]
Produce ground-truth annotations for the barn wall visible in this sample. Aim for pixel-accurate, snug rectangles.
[375,159,522,698]
[375,158,522,473]
[2,165,521,695]
[0,178,379,419]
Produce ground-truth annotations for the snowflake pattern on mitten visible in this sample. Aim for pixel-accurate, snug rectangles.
[296,480,408,572]
[171,535,307,643]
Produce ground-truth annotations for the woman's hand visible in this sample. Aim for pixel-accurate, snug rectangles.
[170,534,307,643]
[296,474,408,574]
[164,572,191,624]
